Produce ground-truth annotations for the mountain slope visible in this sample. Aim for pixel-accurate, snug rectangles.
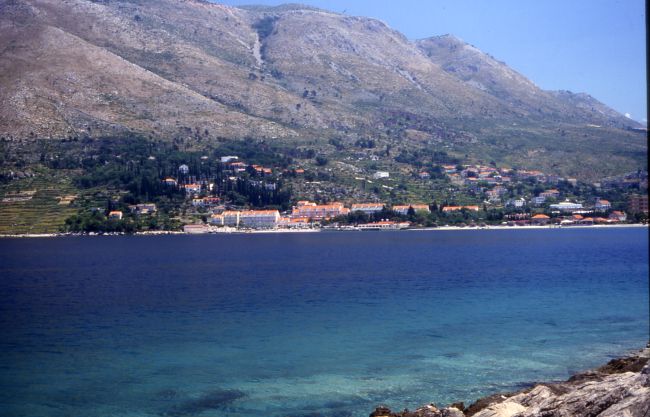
[0,0,646,179]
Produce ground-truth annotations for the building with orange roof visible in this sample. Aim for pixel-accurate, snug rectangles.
[184,183,201,195]
[531,214,550,225]
[594,199,611,211]
[108,210,123,220]
[239,210,280,228]
[292,201,349,220]
[609,211,627,222]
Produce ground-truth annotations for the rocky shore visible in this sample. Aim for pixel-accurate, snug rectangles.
[370,344,650,417]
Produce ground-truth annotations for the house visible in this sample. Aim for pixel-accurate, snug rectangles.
[228,162,247,173]
[485,186,507,201]
[418,171,430,179]
[594,199,611,211]
[163,178,178,187]
[549,200,583,212]
[130,203,157,214]
[540,189,560,199]
[609,211,627,222]
[531,214,550,225]
[178,164,189,175]
[108,210,123,220]
[351,203,385,215]
[291,201,349,220]
[506,198,526,208]
[578,217,594,226]
[372,171,390,179]
[532,196,546,205]
[220,156,239,163]
[239,210,281,229]
[392,204,430,215]
[184,183,201,195]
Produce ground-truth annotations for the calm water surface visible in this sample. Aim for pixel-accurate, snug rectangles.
[0,228,647,417]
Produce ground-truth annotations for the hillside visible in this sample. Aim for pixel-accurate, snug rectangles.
[0,0,646,181]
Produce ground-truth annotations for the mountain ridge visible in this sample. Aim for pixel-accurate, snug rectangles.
[0,0,646,179]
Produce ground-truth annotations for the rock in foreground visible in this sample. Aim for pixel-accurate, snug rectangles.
[370,345,650,417]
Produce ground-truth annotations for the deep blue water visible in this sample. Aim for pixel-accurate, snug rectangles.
[0,228,647,417]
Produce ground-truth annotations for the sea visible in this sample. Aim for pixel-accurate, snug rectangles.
[0,227,647,417]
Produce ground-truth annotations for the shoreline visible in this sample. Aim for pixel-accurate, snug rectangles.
[371,343,650,417]
[0,223,647,238]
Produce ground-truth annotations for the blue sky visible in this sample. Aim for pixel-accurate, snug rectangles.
[215,0,647,123]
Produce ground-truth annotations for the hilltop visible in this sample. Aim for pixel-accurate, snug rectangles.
[0,0,646,179]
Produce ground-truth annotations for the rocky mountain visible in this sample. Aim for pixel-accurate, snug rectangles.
[0,0,646,178]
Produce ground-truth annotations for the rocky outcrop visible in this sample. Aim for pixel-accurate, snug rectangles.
[370,345,650,417]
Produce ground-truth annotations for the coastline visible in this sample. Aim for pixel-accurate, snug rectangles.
[0,223,647,238]
[370,343,650,417]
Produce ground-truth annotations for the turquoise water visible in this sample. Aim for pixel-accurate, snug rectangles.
[0,228,647,417]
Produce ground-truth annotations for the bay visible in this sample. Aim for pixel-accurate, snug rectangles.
[0,228,647,417]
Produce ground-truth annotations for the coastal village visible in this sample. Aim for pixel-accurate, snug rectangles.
[96,154,648,234]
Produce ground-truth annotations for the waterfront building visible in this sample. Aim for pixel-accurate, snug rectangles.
[239,210,280,229]
[357,221,410,230]
[222,211,241,227]
[291,201,349,220]
[609,211,627,222]
[210,214,225,225]
[531,214,550,225]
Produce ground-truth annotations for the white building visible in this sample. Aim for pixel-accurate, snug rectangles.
[351,203,385,215]
[594,199,611,211]
[532,196,546,205]
[506,198,526,208]
[550,200,583,212]
[372,171,390,179]
[222,211,241,227]
[239,210,280,229]
[220,156,239,163]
